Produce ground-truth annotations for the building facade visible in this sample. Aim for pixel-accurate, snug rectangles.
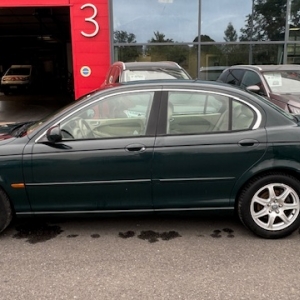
[0,0,299,98]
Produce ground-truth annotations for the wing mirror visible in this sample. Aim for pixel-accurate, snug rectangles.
[246,85,267,97]
[246,85,260,92]
[46,125,62,143]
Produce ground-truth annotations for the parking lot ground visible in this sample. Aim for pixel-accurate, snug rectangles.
[0,92,73,124]
[1,213,300,300]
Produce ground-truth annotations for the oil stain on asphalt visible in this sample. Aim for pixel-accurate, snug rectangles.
[67,234,78,238]
[13,222,63,244]
[12,222,234,244]
[210,228,234,238]
[91,234,100,238]
[118,230,182,243]
[119,231,135,238]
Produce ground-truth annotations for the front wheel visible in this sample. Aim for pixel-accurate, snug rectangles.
[0,189,13,233]
[238,173,300,239]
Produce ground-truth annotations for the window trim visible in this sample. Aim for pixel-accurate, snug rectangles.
[159,88,262,136]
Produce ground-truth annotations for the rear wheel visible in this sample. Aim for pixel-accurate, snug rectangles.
[238,173,300,239]
[0,189,13,233]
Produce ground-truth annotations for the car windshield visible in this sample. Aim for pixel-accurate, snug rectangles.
[6,68,31,75]
[123,69,190,82]
[263,70,300,94]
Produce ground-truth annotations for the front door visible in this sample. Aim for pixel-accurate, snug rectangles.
[24,90,158,212]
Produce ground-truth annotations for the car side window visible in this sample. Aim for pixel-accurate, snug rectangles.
[224,69,244,86]
[231,100,256,130]
[241,71,262,88]
[167,91,228,134]
[60,91,154,140]
[166,91,256,134]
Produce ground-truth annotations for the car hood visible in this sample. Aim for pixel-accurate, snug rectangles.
[0,123,17,143]
[0,135,16,145]
[0,122,30,142]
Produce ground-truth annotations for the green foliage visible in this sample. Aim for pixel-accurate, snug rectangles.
[114,30,142,62]
[146,31,189,64]
[239,0,300,41]
[224,22,238,42]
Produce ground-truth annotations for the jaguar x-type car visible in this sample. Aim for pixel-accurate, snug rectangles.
[1,80,300,239]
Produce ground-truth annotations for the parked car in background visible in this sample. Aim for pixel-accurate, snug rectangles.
[0,65,35,95]
[102,61,192,86]
[1,80,300,239]
[198,66,227,81]
[217,64,300,114]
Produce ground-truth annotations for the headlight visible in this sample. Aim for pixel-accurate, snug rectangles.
[288,105,300,115]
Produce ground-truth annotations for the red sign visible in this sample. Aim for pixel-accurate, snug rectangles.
[0,0,69,5]
[0,0,111,99]
[70,0,111,98]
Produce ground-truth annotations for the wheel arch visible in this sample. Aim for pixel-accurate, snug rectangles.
[0,180,31,214]
[230,166,300,212]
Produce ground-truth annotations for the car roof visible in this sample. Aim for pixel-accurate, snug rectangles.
[226,64,300,72]
[10,65,32,68]
[95,79,249,96]
[200,66,228,71]
[113,61,184,71]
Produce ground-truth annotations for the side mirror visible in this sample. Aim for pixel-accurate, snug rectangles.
[246,85,260,93]
[46,125,62,143]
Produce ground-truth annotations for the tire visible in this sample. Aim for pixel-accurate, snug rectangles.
[0,189,13,233]
[238,173,300,239]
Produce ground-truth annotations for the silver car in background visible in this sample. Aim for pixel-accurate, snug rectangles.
[1,64,34,95]
[217,64,300,114]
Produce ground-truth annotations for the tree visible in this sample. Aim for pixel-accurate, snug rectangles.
[224,22,238,42]
[240,0,287,41]
[145,31,189,65]
[113,30,142,62]
[290,0,300,29]
[149,31,174,43]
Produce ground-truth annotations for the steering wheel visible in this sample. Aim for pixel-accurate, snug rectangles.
[73,117,95,139]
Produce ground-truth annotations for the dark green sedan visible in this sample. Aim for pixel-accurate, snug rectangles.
[1,80,300,239]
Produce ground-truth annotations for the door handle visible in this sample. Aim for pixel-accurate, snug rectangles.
[238,139,259,147]
[125,143,146,152]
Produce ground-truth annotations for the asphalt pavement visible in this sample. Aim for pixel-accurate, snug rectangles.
[0,92,73,124]
[1,213,300,300]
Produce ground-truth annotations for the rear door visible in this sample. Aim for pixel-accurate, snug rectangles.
[152,88,267,209]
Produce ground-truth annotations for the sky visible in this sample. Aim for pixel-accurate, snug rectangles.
[113,0,253,43]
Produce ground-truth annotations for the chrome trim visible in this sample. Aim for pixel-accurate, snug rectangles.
[159,177,234,182]
[154,207,233,212]
[26,179,151,186]
[16,207,233,215]
[34,88,161,143]
[162,88,263,129]
[35,86,263,143]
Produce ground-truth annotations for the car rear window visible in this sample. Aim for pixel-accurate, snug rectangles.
[123,69,190,82]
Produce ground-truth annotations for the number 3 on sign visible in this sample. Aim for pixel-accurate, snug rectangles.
[81,3,99,37]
